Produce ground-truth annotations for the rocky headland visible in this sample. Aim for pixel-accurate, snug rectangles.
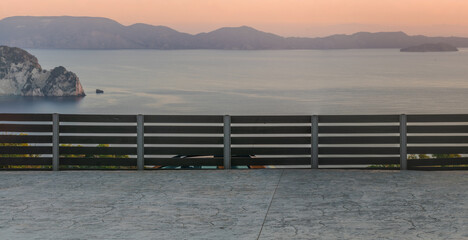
[0,46,85,96]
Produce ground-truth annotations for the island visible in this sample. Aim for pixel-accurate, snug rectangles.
[400,43,459,52]
[0,46,85,97]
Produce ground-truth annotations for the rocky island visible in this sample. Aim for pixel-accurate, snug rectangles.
[400,43,459,52]
[0,46,85,96]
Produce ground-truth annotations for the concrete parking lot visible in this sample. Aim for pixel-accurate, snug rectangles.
[0,170,467,239]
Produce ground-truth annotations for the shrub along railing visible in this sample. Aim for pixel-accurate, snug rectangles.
[1,113,468,170]
[407,115,468,170]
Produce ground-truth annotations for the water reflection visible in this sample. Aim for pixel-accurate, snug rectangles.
[0,96,83,113]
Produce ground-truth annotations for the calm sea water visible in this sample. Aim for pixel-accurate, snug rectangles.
[1,49,468,115]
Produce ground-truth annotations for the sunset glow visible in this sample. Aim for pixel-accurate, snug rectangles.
[1,0,468,37]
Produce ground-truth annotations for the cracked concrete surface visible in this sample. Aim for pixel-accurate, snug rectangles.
[0,170,467,240]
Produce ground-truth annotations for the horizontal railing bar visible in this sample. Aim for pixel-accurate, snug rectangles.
[408,114,468,122]
[319,147,400,154]
[0,114,52,121]
[232,157,310,165]
[0,124,52,132]
[318,157,400,165]
[59,158,137,166]
[319,126,399,134]
[59,114,137,122]
[408,147,468,154]
[60,136,137,144]
[232,137,311,144]
[0,135,52,143]
[319,136,400,144]
[144,147,223,155]
[0,157,52,165]
[57,168,136,171]
[59,147,136,155]
[232,126,311,134]
[319,167,400,170]
[0,146,52,154]
[145,158,222,166]
[144,126,223,134]
[408,125,468,133]
[408,136,468,143]
[145,137,223,144]
[59,126,137,133]
[319,115,400,123]
[144,115,223,123]
[232,148,310,155]
[231,116,311,123]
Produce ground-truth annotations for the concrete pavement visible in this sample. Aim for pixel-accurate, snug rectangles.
[0,170,467,239]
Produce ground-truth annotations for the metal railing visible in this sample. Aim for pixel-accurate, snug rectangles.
[1,113,468,170]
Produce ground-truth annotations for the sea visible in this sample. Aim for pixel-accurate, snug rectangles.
[1,48,468,115]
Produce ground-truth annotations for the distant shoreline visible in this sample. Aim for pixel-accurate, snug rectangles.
[3,16,468,50]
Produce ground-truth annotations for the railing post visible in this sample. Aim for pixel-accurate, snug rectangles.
[311,115,319,169]
[52,113,59,171]
[400,114,407,170]
[137,114,144,171]
[223,115,231,169]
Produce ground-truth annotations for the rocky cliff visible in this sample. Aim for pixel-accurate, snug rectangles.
[0,46,85,96]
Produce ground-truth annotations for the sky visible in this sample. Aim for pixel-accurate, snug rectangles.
[1,0,468,37]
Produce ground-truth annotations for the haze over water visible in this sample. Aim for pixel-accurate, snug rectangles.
[1,49,468,115]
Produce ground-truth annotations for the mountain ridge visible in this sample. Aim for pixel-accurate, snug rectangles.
[2,16,468,50]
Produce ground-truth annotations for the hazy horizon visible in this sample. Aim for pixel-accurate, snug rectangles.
[1,0,468,38]
[2,15,468,40]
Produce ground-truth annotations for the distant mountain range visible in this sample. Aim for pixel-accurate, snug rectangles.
[2,16,468,50]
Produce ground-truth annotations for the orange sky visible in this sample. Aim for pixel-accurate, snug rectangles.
[1,0,468,37]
